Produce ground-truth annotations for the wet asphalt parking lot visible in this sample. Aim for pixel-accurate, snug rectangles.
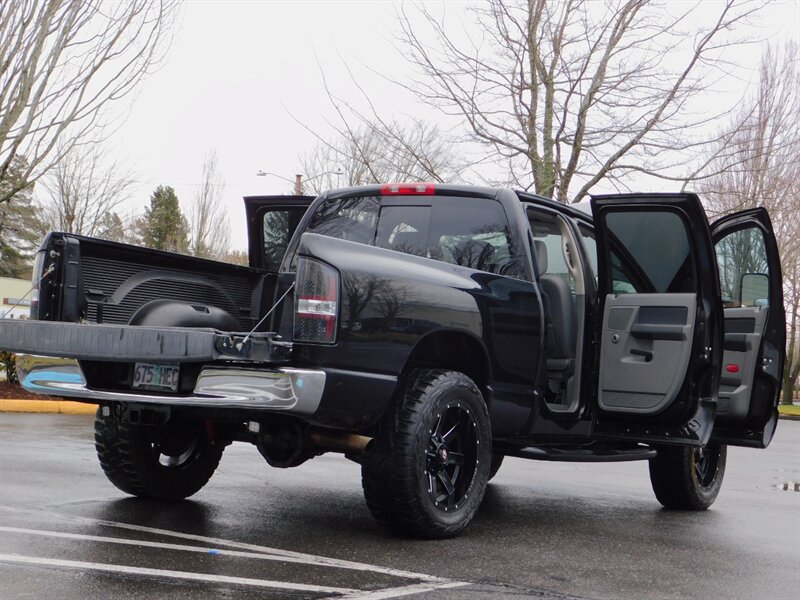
[0,412,798,600]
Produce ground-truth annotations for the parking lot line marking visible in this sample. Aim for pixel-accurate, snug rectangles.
[1,506,459,586]
[0,526,309,562]
[0,553,358,595]
[331,581,470,600]
[0,526,471,599]
[92,517,448,582]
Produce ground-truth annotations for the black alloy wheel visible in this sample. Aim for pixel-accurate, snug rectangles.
[361,369,492,538]
[153,427,201,468]
[692,445,720,488]
[649,443,727,510]
[424,403,480,511]
[95,408,224,500]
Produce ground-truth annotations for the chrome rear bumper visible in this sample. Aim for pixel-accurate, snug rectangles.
[16,354,325,414]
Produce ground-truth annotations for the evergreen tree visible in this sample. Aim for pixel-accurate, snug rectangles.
[0,157,44,278]
[139,186,189,253]
[96,212,126,243]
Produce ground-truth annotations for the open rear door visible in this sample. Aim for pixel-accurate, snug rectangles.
[710,208,785,448]
[244,195,315,270]
[589,194,723,446]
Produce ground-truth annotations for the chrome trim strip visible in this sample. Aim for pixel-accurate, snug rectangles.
[15,354,325,414]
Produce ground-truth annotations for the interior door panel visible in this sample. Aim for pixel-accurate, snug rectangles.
[590,193,722,446]
[718,307,768,420]
[599,294,696,414]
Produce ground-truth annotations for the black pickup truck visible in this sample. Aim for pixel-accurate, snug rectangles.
[0,183,785,538]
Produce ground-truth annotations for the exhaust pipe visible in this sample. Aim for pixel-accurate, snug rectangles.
[254,420,373,468]
[309,429,373,454]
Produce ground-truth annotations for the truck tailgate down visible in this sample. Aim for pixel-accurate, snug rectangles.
[0,320,290,363]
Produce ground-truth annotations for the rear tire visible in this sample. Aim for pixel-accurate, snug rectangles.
[361,369,492,539]
[94,408,223,500]
[649,444,727,510]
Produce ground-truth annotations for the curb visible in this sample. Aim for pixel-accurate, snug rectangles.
[2,398,798,420]
[0,399,97,415]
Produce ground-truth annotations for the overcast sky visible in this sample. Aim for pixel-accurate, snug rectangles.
[77,0,800,251]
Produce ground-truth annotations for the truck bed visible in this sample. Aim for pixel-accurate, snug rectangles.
[34,233,270,331]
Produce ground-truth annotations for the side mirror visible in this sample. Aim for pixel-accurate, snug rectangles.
[740,273,769,307]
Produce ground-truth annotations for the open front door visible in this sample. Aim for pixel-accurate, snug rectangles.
[589,194,723,446]
[710,208,785,448]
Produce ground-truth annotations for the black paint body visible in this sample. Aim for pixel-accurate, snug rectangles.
[15,185,785,452]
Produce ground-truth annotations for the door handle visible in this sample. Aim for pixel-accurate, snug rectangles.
[723,333,748,352]
[630,348,653,362]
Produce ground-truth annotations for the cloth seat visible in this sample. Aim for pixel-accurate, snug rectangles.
[533,241,577,372]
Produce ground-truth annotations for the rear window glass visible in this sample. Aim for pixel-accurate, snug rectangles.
[306,197,380,244]
[307,196,522,278]
[375,205,431,257]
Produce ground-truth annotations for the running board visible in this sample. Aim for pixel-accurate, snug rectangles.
[498,445,656,463]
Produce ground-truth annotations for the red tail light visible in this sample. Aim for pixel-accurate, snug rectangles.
[380,183,436,195]
[294,257,339,344]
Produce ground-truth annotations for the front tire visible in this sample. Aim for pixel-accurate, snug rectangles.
[649,444,727,510]
[95,408,224,500]
[362,369,492,539]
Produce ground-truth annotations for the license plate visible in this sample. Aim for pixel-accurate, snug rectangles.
[132,363,180,391]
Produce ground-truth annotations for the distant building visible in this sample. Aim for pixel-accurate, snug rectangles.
[0,277,33,319]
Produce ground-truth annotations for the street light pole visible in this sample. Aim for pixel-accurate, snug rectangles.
[256,169,343,196]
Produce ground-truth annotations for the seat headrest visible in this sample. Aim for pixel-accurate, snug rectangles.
[533,240,548,275]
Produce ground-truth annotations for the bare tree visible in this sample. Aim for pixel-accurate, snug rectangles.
[698,42,800,404]
[783,258,800,404]
[300,119,463,195]
[39,143,135,239]
[0,0,180,204]
[294,57,465,194]
[342,273,386,332]
[396,0,765,202]
[189,151,230,260]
